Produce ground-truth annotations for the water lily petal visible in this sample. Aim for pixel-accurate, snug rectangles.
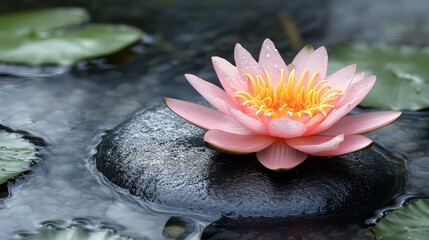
[304,112,325,128]
[296,46,328,80]
[229,107,267,135]
[305,103,352,135]
[165,98,250,134]
[185,74,236,115]
[234,43,263,77]
[351,71,366,84]
[256,141,308,170]
[286,134,344,154]
[212,56,247,96]
[266,117,307,138]
[327,64,356,92]
[204,129,274,154]
[333,68,361,106]
[291,44,314,68]
[320,111,402,136]
[309,135,372,156]
[340,75,376,109]
[258,38,288,86]
[308,75,377,135]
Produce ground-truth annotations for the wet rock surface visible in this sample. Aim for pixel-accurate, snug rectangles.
[95,102,406,222]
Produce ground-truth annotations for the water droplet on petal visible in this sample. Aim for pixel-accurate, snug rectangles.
[274,64,278,69]
[242,55,246,59]
[266,52,270,58]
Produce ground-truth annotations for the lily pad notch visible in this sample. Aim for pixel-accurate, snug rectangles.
[0,7,143,66]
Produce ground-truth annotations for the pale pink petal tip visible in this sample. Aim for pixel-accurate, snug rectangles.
[234,43,262,76]
[291,44,314,67]
[286,135,345,155]
[320,111,402,136]
[211,56,245,95]
[311,135,373,157]
[164,97,219,129]
[298,46,328,79]
[204,129,274,154]
[256,141,308,170]
[183,73,232,115]
[164,98,248,134]
[258,38,287,83]
[326,64,356,92]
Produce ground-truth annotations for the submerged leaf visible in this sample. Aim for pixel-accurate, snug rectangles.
[329,44,429,110]
[373,199,429,239]
[0,130,37,185]
[0,8,89,36]
[0,24,143,66]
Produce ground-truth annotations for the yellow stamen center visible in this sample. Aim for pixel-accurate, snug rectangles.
[234,68,343,119]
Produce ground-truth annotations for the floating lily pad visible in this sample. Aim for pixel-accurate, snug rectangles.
[0,8,89,36]
[0,8,143,66]
[373,199,429,239]
[0,130,38,185]
[23,227,132,240]
[329,44,429,110]
[0,24,143,66]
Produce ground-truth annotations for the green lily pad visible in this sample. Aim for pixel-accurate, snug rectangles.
[0,8,143,66]
[373,199,429,239]
[0,8,89,36]
[329,44,429,110]
[0,24,143,66]
[23,227,132,240]
[0,130,38,185]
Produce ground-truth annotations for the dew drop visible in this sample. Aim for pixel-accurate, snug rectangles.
[273,64,278,69]
[266,52,270,58]
[242,55,246,59]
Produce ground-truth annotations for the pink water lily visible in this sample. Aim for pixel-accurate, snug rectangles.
[165,39,401,170]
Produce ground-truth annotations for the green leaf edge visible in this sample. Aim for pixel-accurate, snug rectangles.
[373,199,429,239]
[0,23,143,66]
[0,7,90,36]
[0,8,143,66]
[0,130,38,185]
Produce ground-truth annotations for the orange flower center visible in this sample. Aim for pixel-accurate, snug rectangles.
[234,68,343,119]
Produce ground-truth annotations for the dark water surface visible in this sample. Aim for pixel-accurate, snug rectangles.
[0,0,429,239]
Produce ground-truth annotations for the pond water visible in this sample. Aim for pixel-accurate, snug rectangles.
[0,0,428,239]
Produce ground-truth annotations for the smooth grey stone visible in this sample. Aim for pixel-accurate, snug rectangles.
[95,103,406,222]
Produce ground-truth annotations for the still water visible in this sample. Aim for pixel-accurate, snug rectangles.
[0,0,428,239]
